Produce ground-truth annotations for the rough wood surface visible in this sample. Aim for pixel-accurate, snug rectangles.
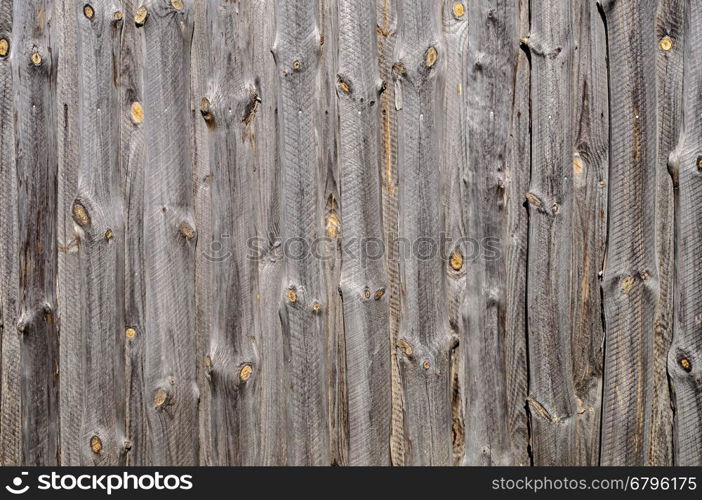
[599,0,659,466]
[140,0,197,466]
[0,0,699,466]
[337,0,389,466]
[570,0,608,466]
[459,0,524,466]
[58,0,126,466]
[274,0,330,465]
[9,0,59,465]
[525,0,576,466]
[669,0,702,467]
[393,0,452,466]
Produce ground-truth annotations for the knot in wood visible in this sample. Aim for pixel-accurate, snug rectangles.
[239,364,253,381]
[449,251,463,271]
[90,435,102,454]
[424,46,438,68]
[134,6,148,26]
[679,357,692,373]
[130,102,144,124]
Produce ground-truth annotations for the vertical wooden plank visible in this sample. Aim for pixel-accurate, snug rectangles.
[140,0,198,465]
[336,0,389,465]
[56,0,80,466]
[250,0,287,466]
[570,0,608,465]
[524,0,575,465]
[503,0,531,467]
[318,0,344,465]
[193,0,260,465]
[120,0,149,465]
[190,0,211,468]
[273,0,330,464]
[440,0,468,466]
[394,0,451,465]
[0,0,20,466]
[599,0,659,465]
[13,0,59,465]
[669,0,702,466]
[376,0,404,466]
[649,0,685,466]
[57,0,126,465]
[460,0,524,466]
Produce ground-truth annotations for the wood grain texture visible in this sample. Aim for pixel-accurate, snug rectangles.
[503,0,531,467]
[649,0,685,466]
[0,0,700,466]
[58,0,126,466]
[440,0,468,466]
[394,0,451,465]
[193,0,260,466]
[460,0,524,466]
[273,0,330,465]
[525,0,576,466]
[318,0,345,466]
[669,0,702,466]
[570,0,608,466]
[337,0,389,466]
[120,0,148,466]
[600,0,659,466]
[12,0,59,465]
[140,0,198,465]
[249,0,287,466]
[0,0,20,466]
[376,0,404,467]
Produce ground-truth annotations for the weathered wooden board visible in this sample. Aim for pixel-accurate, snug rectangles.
[0,0,699,466]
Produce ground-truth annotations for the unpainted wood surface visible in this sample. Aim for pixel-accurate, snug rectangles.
[0,0,700,466]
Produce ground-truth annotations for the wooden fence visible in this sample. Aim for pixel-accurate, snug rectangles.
[0,0,700,466]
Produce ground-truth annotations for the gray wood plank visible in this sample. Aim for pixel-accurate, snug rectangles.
[669,0,702,466]
[570,0,608,466]
[394,0,451,465]
[318,0,345,465]
[0,0,20,466]
[13,0,59,465]
[193,0,261,465]
[140,0,198,465]
[274,0,330,464]
[503,0,531,468]
[337,0,390,466]
[120,0,149,466]
[599,0,659,465]
[375,0,404,466]
[649,0,685,466]
[525,0,576,465]
[460,0,524,466]
[440,0,468,466]
[57,0,126,466]
[249,0,288,466]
